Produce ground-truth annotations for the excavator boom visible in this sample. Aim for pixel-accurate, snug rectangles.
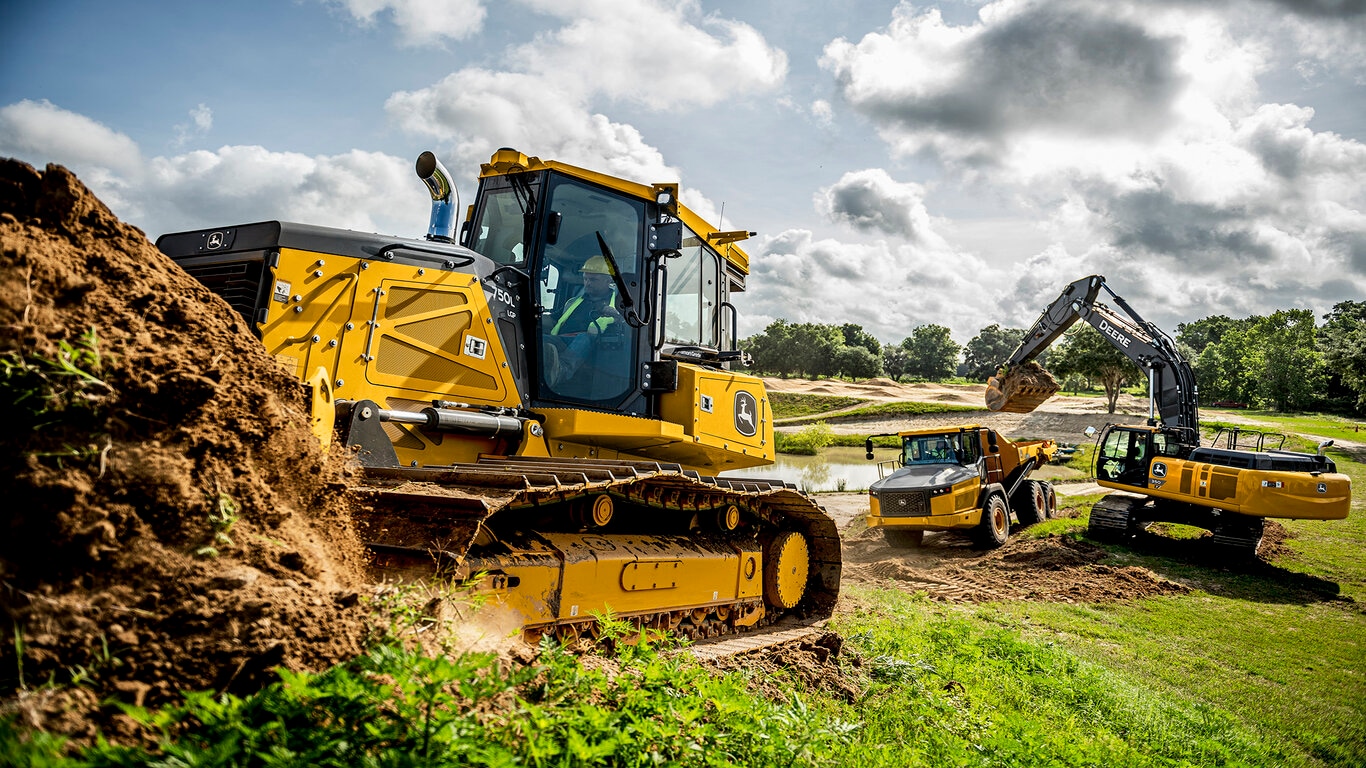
[987,275,1198,436]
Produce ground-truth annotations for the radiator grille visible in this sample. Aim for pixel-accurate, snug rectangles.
[179,260,266,320]
[878,490,929,517]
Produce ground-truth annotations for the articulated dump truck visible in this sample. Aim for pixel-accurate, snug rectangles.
[156,149,840,646]
[864,425,1058,548]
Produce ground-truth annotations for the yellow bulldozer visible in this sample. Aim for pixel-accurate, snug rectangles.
[156,149,840,645]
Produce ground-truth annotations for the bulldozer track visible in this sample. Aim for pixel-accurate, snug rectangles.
[347,456,842,644]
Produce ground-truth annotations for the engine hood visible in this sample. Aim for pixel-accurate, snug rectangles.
[871,463,978,493]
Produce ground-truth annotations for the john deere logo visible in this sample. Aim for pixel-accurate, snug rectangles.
[1152,462,1167,479]
[734,391,757,437]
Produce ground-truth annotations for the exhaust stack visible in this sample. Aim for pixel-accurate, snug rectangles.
[416,151,457,242]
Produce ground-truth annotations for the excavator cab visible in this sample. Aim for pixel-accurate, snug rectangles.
[1095,425,1186,488]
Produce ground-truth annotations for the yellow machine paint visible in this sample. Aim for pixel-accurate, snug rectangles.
[157,149,840,644]
[1095,425,1350,521]
[865,424,1057,548]
[986,274,1351,555]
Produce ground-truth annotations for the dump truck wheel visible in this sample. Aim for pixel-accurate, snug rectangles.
[974,494,1010,549]
[764,531,810,609]
[883,528,924,548]
[1043,483,1058,518]
[1012,480,1047,527]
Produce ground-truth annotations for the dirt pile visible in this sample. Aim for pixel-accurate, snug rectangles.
[0,160,372,740]
[985,360,1061,414]
[841,524,1189,603]
[707,632,861,704]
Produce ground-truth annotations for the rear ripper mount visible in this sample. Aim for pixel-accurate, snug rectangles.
[348,455,841,645]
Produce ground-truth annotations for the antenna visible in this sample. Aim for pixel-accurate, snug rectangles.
[718,202,725,231]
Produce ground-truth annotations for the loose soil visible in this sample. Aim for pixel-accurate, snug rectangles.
[0,160,372,742]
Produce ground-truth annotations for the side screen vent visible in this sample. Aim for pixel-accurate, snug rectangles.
[172,252,269,323]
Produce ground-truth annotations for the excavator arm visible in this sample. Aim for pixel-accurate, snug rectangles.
[987,275,1199,436]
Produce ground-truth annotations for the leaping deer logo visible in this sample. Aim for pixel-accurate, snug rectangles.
[734,392,758,437]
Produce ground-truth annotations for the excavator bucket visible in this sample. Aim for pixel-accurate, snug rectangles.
[985,361,1061,413]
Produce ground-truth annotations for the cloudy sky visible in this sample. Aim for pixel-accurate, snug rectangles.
[3,0,1363,345]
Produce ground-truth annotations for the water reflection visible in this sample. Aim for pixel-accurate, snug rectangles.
[720,446,900,492]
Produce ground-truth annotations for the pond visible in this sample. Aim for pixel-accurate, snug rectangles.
[720,446,902,492]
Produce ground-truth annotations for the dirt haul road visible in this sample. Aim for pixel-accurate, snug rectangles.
[765,375,1152,441]
[0,161,1211,744]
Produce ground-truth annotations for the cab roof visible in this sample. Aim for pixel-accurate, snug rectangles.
[480,148,752,276]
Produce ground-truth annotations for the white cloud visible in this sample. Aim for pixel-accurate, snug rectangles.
[329,0,486,45]
[738,228,994,343]
[0,99,143,175]
[1,101,429,239]
[810,100,834,127]
[384,0,786,197]
[816,169,943,244]
[813,0,1366,335]
[173,103,213,148]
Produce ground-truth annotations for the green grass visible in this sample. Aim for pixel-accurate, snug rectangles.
[1208,411,1366,446]
[782,401,981,426]
[770,391,867,419]
[828,593,1294,766]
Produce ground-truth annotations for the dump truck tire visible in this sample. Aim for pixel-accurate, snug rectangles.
[974,494,1010,549]
[1012,480,1047,527]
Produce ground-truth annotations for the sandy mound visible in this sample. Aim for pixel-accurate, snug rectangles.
[0,160,372,741]
[840,522,1189,603]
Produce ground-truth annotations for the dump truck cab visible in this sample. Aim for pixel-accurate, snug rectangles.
[865,425,1057,548]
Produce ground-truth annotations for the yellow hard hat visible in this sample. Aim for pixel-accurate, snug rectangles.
[581,255,612,275]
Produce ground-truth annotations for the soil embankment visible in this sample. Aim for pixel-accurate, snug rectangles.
[1,160,372,740]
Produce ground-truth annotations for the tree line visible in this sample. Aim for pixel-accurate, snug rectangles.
[739,300,1366,415]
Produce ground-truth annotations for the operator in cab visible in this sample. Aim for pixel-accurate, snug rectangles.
[544,254,628,399]
[550,255,621,336]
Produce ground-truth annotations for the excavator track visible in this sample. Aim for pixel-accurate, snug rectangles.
[347,456,841,647]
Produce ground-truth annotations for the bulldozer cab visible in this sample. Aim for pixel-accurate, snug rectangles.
[466,152,750,419]
[468,169,647,408]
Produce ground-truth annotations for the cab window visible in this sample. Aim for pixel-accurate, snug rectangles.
[535,176,644,405]
[664,228,721,348]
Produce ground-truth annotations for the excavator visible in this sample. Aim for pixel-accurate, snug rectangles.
[156,148,840,645]
[986,275,1350,555]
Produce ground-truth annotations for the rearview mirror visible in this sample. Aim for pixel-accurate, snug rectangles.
[1084,426,1097,438]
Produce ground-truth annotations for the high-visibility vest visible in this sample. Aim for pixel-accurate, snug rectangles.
[551,293,616,335]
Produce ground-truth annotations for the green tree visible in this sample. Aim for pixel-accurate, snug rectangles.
[1251,309,1324,411]
[1049,325,1142,414]
[1320,300,1366,412]
[962,325,1025,380]
[835,345,882,379]
[881,345,912,382]
[841,323,882,357]
[789,323,845,377]
[741,319,796,377]
[1175,314,1236,355]
[901,324,960,382]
